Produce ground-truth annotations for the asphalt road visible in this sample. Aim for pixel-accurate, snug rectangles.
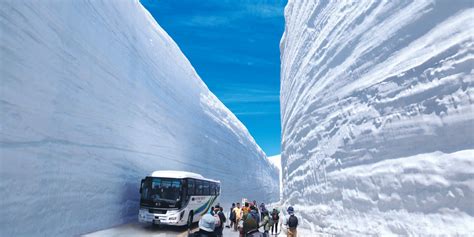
[82,222,241,237]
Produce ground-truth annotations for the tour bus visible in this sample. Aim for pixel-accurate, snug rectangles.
[138,170,221,227]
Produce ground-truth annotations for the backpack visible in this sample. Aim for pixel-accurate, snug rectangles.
[288,215,298,228]
[219,211,226,225]
[243,215,258,234]
[214,214,221,228]
[272,211,279,220]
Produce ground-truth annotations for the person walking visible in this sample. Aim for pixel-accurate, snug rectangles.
[214,205,226,237]
[251,200,258,216]
[228,203,236,229]
[242,202,250,221]
[260,210,271,237]
[210,206,221,232]
[259,203,267,220]
[271,208,280,235]
[233,202,243,232]
[188,213,217,237]
[283,207,298,237]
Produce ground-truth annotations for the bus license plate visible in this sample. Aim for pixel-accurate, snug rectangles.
[153,219,160,224]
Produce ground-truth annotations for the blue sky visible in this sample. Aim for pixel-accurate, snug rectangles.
[141,0,286,156]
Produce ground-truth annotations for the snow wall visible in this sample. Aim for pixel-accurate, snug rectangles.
[0,1,279,236]
[280,0,474,235]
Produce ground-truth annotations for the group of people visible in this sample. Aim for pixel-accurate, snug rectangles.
[188,204,226,237]
[189,199,299,237]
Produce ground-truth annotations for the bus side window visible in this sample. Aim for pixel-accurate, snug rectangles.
[217,183,220,195]
[196,180,203,195]
[203,181,210,196]
[210,183,215,195]
[182,185,187,201]
[188,179,195,196]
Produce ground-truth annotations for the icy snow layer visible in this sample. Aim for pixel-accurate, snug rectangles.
[0,1,278,236]
[280,0,474,235]
[268,154,283,200]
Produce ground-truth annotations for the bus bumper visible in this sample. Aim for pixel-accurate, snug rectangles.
[138,209,186,226]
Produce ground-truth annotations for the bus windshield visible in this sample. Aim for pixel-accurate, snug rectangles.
[141,178,182,204]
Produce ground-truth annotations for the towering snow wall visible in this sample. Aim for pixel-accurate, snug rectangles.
[0,1,279,236]
[280,0,474,235]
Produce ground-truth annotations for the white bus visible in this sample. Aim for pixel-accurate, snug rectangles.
[138,170,221,227]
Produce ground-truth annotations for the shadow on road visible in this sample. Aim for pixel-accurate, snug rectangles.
[83,222,199,237]
[148,222,199,235]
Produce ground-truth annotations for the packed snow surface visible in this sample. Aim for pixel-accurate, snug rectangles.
[280,0,474,235]
[268,154,283,199]
[0,1,278,236]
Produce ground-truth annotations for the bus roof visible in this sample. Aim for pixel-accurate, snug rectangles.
[149,170,220,183]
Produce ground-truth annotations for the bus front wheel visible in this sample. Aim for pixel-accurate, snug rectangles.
[187,211,194,229]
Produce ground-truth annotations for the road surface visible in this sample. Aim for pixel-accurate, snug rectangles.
[81,221,325,237]
[82,222,242,237]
